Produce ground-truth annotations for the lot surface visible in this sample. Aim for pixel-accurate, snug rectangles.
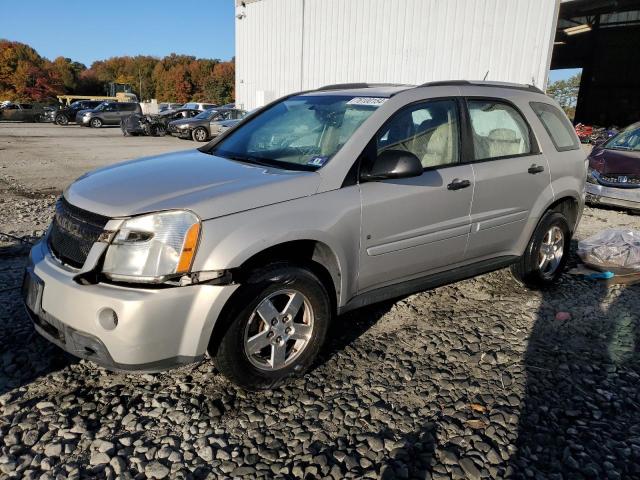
[1,124,639,479]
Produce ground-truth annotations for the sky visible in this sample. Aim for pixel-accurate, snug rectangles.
[0,0,236,66]
[548,68,582,84]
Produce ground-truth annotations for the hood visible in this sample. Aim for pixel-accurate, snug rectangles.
[64,149,321,219]
[589,146,640,174]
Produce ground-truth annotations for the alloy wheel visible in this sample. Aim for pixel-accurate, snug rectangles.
[194,128,207,141]
[243,289,314,371]
[538,225,564,279]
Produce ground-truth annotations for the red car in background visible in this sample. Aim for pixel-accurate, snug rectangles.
[586,121,640,212]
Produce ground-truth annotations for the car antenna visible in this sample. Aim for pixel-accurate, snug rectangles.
[483,70,489,81]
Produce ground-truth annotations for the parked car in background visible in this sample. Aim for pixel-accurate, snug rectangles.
[208,109,256,138]
[181,102,217,111]
[0,102,47,122]
[54,100,103,125]
[77,102,142,127]
[155,108,201,129]
[587,121,640,212]
[120,114,168,137]
[168,108,247,141]
[24,81,585,389]
[159,102,183,112]
[209,118,243,138]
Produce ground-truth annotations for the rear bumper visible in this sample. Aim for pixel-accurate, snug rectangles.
[585,183,640,211]
[24,240,239,372]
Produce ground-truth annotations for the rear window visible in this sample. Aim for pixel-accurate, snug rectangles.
[530,102,579,151]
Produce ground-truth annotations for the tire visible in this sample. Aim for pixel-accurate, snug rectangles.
[55,114,68,126]
[510,211,571,289]
[192,127,209,142]
[212,263,331,390]
[154,125,167,137]
[90,117,103,128]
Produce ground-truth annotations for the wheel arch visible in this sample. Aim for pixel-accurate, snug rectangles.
[206,239,341,358]
[546,195,581,233]
[235,239,341,314]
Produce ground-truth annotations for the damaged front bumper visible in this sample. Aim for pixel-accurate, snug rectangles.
[23,240,239,372]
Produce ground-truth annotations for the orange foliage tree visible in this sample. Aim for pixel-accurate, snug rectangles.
[0,39,235,104]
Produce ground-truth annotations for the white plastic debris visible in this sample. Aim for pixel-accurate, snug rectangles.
[577,229,640,273]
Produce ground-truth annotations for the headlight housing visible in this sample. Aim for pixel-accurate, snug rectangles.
[102,210,200,283]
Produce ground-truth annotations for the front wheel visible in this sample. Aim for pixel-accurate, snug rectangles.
[510,211,571,289]
[55,114,68,126]
[212,263,331,390]
[192,127,209,142]
[90,117,103,128]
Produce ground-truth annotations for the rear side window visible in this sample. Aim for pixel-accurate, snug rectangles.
[530,102,580,151]
[468,100,532,160]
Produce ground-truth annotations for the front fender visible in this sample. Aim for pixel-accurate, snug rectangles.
[192,187,362,306]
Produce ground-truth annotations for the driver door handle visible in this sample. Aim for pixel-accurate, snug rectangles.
[528,164,545,174]
[447,179,471,191]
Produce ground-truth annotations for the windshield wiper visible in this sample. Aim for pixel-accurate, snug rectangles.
[215,151,276,167]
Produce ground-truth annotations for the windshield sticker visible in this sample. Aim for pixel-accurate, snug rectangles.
[307,156,329,167]
[346,97,388,107]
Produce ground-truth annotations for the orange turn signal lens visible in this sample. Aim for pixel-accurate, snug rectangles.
[177,223,201,273]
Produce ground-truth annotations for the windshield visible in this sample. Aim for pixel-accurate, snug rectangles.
[210,94,384,170]
[604,123,640,152]
[195,109,218,120]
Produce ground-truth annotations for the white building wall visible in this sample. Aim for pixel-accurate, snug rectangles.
[235,0,560,110]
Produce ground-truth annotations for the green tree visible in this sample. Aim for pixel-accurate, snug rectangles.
[546,73,581,120]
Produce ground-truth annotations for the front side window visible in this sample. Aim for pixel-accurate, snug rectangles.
[468,100,532,160]
[530,101,579,151]
[604,123,640,152]
[211,94,383,170]
[376,99,460,169]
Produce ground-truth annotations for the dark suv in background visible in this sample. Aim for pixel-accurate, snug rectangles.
[55,100,103,125]
[77,102,142,128]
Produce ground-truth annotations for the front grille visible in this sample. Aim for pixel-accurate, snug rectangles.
[599,174,640,186]
[48,197,109,268]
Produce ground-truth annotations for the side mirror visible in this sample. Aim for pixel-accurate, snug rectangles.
[361,149,423,181]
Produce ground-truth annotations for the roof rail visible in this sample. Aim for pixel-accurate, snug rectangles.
[317,82,410,91]
[417,80,544,94]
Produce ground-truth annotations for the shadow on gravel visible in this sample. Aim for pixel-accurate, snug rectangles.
[511,251,640,478]
[313,300,399,371]
[0,243,77,397]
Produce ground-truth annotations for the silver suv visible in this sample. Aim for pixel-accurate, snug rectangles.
[23,81,586,389]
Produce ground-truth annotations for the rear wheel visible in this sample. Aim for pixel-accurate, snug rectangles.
[90,117,103,128]
[192,127,208,142]
[510,211,571,288]
[212,263,331,390]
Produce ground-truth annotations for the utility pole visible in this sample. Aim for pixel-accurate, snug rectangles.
[138,70,142,101]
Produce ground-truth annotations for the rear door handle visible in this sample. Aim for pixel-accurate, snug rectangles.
[528,164,545,174]
[447,179,471,190]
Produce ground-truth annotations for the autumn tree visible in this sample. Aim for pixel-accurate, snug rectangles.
[0,39,235,104]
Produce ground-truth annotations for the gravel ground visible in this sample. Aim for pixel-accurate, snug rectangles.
[1,126,639,479]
